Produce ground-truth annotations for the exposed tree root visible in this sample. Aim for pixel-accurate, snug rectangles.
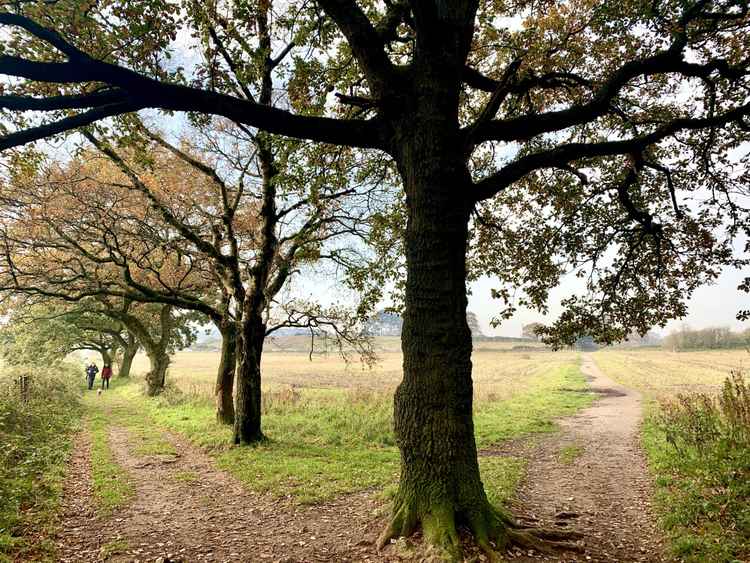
[378,497,583,562]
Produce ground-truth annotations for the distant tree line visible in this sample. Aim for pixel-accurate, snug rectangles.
[663,327,750,351]
[365,310,484,337]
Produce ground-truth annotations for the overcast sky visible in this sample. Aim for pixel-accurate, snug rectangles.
[467,265,748,338]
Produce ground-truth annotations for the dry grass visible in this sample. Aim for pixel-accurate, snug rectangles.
[594,348,750,399]
[130,339,570,407]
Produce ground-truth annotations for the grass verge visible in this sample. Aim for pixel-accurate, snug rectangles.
[87,407,134,514]
[0,366,82,562]
[596,351,749,562]
[642,375,750,563]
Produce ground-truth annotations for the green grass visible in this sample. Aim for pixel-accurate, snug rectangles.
[110,353,591,507]
[172,470,199,483]
[86,403,134,514]
[558,444,584,465]
[98,538,129,560]
[480,457,527,507]
[473,362,595,447]
[0,366,82,563]
[642,406,750,562]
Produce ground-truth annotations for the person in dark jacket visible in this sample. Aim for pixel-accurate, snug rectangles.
[85,363,99,390]
[100,364,112,390]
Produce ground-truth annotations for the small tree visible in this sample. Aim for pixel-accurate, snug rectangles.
[521,322,545,342]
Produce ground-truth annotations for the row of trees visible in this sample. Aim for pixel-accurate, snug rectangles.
[0,301,148,376]
[0,119,395,431]
[0,0,749,559]
[663,326,750,350]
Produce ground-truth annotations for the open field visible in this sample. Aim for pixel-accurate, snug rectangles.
[10,344,748,561]
[132,338,559,400]
[125,344,590,504]
[594,348,748,398]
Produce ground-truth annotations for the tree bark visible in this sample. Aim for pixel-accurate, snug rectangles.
[117,333,139,378]
[144,348,170,396]
[215,319,237,425]
[233,311,265,444]
[379,98,519,559]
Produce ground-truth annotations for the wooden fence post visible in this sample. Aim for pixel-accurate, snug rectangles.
[18,374,30,403]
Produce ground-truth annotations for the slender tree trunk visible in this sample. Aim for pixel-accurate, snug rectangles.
[144,349,170,396]
[215,320,237,425]
[117,337,138,378]
[233,312,265,444]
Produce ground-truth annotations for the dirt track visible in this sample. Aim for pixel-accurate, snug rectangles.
[48,354,667,562]
[52,428,394,563]
[506,354,668,562]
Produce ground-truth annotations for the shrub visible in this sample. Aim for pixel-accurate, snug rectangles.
[653,370,750,562]
[0,364,82,559]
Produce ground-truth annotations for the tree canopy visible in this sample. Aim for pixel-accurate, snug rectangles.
[1,0,749,559]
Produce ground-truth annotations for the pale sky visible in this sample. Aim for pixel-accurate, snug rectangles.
[468,266,749,339]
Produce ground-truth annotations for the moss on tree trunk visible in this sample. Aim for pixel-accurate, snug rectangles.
[380,119,581,559]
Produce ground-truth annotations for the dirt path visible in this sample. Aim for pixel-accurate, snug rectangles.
[51,426,396,563]
[506,354,668,562]
[49,355,667,563]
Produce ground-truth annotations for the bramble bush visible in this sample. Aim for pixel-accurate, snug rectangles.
[653,371,750,562]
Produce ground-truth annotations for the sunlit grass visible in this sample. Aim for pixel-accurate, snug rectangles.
[85,394,134,515]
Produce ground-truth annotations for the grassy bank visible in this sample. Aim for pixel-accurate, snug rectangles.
[643,374,750,563]
[0,366,82,562]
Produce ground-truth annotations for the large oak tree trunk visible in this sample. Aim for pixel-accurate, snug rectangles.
[380,100,527,558]
[233,312,264,444]
[215,320,237,425]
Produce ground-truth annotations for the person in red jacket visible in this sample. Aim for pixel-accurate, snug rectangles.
[101,364,113,390]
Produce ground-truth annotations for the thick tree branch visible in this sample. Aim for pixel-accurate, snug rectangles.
[473,102,750,201]
[0,89,129,111]
[0,13,383,150]
[0,102,141,150]
[472,51,750,144]
[316,0,394,91]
